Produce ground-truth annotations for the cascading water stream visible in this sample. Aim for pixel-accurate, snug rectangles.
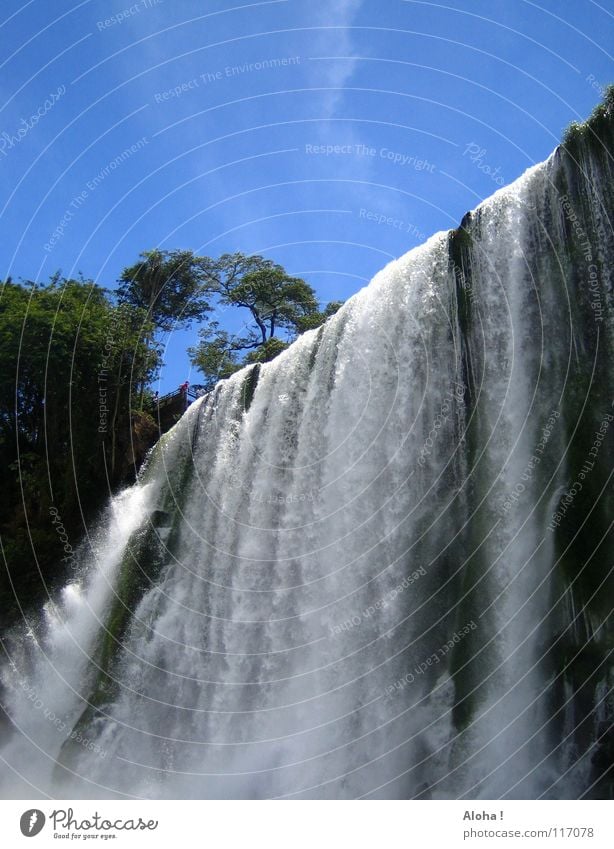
[1,115,612,799]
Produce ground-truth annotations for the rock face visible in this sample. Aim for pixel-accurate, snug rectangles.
[113,410,161,486]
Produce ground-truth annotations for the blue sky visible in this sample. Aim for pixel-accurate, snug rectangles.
[1,0,612,391]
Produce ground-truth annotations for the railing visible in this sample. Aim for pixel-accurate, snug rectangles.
[154,388,186,409]
[153,385,206,408]
[145,386,208,434]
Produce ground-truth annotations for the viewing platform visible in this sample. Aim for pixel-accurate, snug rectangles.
[149,386,203,433]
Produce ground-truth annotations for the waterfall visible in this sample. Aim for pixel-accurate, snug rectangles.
[1,115,613,800]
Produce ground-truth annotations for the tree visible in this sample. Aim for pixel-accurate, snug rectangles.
[244,337,290,364]
[188,323,244,385]
[101,302,160,477]
[0,276,159,626]
[214,257,319,342]
[118,249,211,332]
[189,254,342,389]
[118,249,212,407]
[294,300,343,333]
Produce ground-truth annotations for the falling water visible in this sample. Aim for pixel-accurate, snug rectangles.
[1,118,613,799]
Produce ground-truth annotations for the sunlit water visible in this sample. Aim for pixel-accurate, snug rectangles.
[1,135,613,799]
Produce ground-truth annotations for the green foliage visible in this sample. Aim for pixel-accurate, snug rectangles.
[188,323,244,386]
[202,252,320,340]
[0,276,159,625]
[223,264,318,340]
[0,252,341,617]
[244,337,290,364]
[118,249,211,331]
[189,253,343,388]
[294,300,343,333]
[562,84,614,152]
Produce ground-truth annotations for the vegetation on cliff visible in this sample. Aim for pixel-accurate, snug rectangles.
[0,253,340,625]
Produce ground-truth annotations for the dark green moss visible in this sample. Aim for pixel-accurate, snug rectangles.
[241,364,261,412]
[449,214,476,407]
[449,621,482,731]
[55,418,200,773]
[307,325,325,373]
[589,724,614,799]
[54,519,174,775]
[554,407,612,598]
[446,211,493,732]
[451,224,473,250]
[562,84,614,159]
[92,525,169,702]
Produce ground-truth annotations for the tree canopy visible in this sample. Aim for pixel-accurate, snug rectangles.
[0,250,343,624]
[0,276,159,625]
[118,249,211,331]
[189,253,342,388]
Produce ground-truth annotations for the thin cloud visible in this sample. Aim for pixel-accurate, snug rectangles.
[308,0,364,117]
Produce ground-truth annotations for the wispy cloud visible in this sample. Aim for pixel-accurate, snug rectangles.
[306,0,364,118]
